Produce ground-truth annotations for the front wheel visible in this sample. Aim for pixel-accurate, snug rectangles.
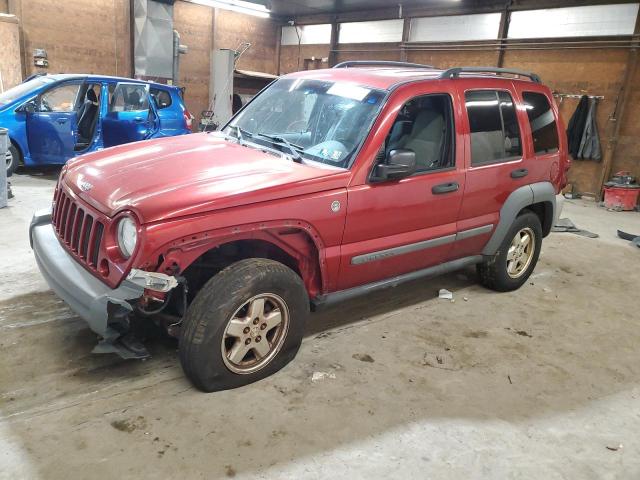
[6,144,20,177]
[477,211,542,292]
[179,258,309,392]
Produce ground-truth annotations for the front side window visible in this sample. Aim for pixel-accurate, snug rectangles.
[109,84,149,113]
[38,83,81,112]
[0,76,53,107]
[227,78,386,168]
[465,90,522,165]
[523,91,559,154]
[382,94,454,172]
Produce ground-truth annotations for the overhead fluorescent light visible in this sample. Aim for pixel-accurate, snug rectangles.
[186,0,270,18]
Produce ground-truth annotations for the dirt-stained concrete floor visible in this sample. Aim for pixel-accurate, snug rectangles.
[1,173,640,479]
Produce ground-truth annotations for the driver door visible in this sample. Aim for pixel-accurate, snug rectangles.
[338,90,465,290]
[102,82,158,147]
[26,81,81,164]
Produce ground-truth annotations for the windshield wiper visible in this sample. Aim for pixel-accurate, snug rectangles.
[255,133,304,163]
[229,125,250,145]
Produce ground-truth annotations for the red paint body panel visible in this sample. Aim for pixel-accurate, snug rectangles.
[52,67,569,298]
[63,133,350,224]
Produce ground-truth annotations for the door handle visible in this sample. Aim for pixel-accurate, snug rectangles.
[133,116,144,122]
[432,182,459,194]
[511,168,528,179]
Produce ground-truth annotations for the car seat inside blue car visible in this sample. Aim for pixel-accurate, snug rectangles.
[76,86,100,150]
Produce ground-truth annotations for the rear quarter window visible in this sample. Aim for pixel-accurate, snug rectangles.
[151,88,172,109]
[522,92,559,154]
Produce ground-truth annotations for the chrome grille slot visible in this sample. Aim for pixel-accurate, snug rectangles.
[79,215,93,259]
[64,203,77,244]
[71,209,84,251]
[51,186,107,273]
[90,222,104,267]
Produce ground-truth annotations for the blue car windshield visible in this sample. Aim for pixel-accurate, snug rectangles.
[226,78,386,168]
[0,77,53,107]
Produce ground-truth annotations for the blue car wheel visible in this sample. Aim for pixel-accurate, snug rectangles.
[6,144,20,177]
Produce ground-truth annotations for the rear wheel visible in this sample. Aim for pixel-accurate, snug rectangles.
[179,258,308,392]
[477,211,542,292]
[6,144,20,177]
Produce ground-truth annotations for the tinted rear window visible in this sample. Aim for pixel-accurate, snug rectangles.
[465,90,522,165]
[522,92,559,154]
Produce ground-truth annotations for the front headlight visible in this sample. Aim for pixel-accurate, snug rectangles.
[117,216,138,259]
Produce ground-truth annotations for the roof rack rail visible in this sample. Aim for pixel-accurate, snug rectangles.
[439,67,542,84]
[333,60,434,69]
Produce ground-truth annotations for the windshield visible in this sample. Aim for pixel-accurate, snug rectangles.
[226,78,386,168]
[0,77,52,108]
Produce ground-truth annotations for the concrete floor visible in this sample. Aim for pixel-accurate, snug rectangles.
[1,172,640,479]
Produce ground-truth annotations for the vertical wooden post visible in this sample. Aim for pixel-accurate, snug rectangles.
[496,5,511,68]
[400,16,410,62]
[275,24,282,75]
[7,0,26,79]
[597,16,640,198]
[328,20,339,67]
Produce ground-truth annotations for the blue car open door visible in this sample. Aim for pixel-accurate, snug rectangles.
[25,81,81,164]
[102,82,158,147]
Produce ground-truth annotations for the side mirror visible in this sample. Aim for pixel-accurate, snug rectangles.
[372,149,416,181]
[17,100,36,113]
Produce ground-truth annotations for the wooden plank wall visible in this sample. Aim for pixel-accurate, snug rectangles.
[1,0,279,127]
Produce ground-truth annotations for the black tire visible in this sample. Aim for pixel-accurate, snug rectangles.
[179,258,309,392]
[6,144,20,177]
[477,211,542,292]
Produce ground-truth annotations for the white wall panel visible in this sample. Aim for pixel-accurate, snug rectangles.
[409,13,501,42]
[281,24,332,45]
[509,4,639,39]
[338,19,403,44]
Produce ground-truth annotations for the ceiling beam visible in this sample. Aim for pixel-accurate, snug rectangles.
[288,0,639,25]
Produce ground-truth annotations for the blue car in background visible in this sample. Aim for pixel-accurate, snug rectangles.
[0,74,193,174]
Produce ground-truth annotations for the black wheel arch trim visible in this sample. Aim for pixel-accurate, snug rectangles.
[482,182,556,256]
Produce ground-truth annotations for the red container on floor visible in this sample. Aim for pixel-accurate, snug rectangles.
[603,185,640,211]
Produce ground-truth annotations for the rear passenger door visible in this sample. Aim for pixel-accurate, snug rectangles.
[150,87,180,135]
[451,83,530,259]
[102,83,158,147]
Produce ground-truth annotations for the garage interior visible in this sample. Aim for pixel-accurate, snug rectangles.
[1,0,640,478]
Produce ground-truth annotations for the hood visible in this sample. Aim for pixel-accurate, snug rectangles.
[63,133,350,223]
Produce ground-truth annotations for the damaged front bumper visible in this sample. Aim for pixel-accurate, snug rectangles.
[29,210,175,359]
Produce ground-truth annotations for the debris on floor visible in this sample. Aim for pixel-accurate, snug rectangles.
[617,230,640,248]
[421,350,460,371]
[606,444,623,452]
[552,218,599,238]
[352,353,375,363]
[311,371,336,382]
[438,289,453,300]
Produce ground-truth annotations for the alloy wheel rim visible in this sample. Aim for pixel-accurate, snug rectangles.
[506,227,535,279]
[221,293,290,374]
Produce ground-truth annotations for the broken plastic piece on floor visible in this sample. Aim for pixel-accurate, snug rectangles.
[617,230,640,248]
[438,289,453,300]
[311,371,336,382]
[92,332,150,359]
[552,217,599,238]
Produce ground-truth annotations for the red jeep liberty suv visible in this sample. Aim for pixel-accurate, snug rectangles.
[31,62,569,391]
